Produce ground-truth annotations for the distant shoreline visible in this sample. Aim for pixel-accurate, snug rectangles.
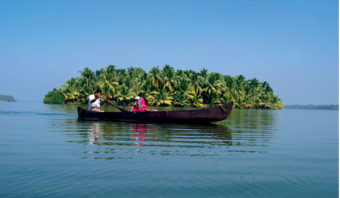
[0,94,16,102]
[284,104,338,110]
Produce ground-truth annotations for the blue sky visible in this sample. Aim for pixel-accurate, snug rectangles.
[0,0,338,104]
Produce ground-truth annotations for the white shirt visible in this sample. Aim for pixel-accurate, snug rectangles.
[88,94,103,110]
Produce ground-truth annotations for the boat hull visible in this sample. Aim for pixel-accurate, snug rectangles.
[78,102,233,123]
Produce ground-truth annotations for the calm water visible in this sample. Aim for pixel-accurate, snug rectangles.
[0,101,338,198]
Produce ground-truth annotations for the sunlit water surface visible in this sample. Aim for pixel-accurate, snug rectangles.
[0,101,338,197]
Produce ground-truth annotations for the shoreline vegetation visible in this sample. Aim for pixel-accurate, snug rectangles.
[44,65,283,109]
[0,94,16,102]
[285,104,338,110]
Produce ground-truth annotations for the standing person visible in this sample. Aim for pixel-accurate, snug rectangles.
[130,93,148,112]
[88,90,110,112]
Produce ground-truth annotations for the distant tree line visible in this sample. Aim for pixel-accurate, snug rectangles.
[285,104,338,110]
[44,65,283,109]
[0,94,15,102]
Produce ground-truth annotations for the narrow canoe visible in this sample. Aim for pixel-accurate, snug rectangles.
[78,102,233,123]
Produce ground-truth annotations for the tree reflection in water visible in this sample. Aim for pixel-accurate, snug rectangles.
[45,103,279,160]
[63,119,233,159]
[50,106,278,159]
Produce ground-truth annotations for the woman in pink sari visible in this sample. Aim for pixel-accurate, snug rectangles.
[130,93,148,112]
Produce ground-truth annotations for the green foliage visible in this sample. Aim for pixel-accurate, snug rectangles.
[43,65,283,109]
[43,88,65,104]
[0,94,15,102]
[285,104,338,110]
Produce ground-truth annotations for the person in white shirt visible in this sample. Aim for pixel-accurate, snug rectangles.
[88,90,110,112]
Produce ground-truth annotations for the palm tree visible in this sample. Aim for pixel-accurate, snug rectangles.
[80,67,95,92]
[189,93,204,107]
[62,78,81,102]
[44,65,283,109]
[148,67,163,89]
[173,90,189,107]
[189,71,205,94]
[115,84,135,105]
[153,89,172,106]
[202,72,225,104]
[97,66,119,99]
[162,65,176,93]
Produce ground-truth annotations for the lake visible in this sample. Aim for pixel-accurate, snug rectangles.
[0,101,338,198]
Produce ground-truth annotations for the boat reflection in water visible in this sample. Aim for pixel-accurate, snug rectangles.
[70,120,232,159]
[49,105,278,159]
[86,121,149,148]
[131,123,147,148]
[88,122,102,145]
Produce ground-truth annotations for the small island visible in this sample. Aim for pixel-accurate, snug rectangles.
[0,94,16,102]
[44,65,283,109]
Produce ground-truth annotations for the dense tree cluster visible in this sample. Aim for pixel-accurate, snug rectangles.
[0,94,15,102]
[44,65,283,109]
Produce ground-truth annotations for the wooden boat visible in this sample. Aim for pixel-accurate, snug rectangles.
[77,102,233,123]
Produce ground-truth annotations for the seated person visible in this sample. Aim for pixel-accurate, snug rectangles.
[130,93,148,112]
[88,90,110,112]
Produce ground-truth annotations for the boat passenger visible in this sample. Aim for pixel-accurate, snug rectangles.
[88,90,110,112]
[130,93,148,112]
